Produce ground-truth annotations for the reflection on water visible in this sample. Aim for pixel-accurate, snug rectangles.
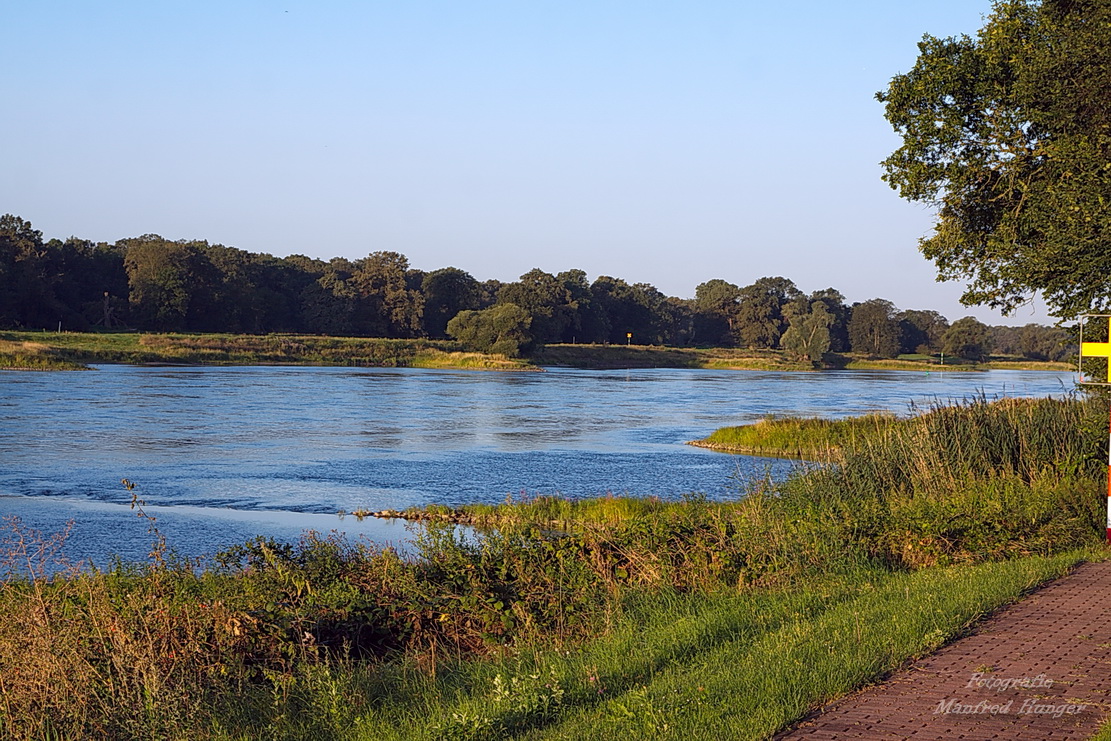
[0,365,1075,564]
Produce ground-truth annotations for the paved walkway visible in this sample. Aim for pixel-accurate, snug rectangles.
[778,561,1111,740]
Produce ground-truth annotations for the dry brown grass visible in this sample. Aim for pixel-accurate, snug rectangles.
[0,510,320,739]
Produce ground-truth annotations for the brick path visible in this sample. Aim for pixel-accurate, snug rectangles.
[778,561,1111,740]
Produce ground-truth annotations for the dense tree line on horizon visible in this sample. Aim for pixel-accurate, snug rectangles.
[0,214,1070,362]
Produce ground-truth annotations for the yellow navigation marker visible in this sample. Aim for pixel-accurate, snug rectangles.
[1082,319,1111,382]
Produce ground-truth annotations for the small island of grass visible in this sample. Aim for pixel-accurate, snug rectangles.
[688,414,898,459]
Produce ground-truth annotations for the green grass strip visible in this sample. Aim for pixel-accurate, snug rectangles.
[332,553,1078,740]
[245,554,1087,740]
[519,553,1084,740]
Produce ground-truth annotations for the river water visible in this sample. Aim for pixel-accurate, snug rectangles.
[0,365,1075,566]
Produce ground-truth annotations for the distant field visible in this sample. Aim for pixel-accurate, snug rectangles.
[531,343,811,370]
[533,343,1072,372]
[0,331,535,371]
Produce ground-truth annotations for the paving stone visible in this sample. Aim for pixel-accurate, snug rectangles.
[777,562,1111,740]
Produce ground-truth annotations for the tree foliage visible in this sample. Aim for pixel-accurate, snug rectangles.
[351,251,424,338]
[692,279,740,345]
[0,214,1070,362]
[421,267,482,338]
[447,303,533,357]
[498,269,574,345]
[991,322,1071,361]
[878,0,1111,319]
[735,277,802,350]
[942,316,994,361]
[808,288,851,352]
[781,301,834,364]
[123,236,221,331]
[898,309,950,355]
[848,299,901,358]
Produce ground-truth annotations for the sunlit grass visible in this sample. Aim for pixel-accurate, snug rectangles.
[0,339,90,370]
[194,554,1093,740]
[692,414,896,459]
[0,331,535,371]
[519,553,1088,741]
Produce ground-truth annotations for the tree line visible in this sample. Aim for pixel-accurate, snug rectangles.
[0,214,1069,361]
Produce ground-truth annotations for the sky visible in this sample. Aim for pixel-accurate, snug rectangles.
[1,1,1056,325]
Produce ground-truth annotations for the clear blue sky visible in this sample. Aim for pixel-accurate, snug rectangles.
[1,1,1054,325]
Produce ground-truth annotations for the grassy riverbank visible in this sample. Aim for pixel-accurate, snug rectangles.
[0,331,535,371]
[530,344,813,370]
[0,332,1072,373]
[532,343,1072,372]
[0,396,1104,738]
[689,395,1088,464]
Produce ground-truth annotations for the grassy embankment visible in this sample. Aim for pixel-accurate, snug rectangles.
[533,343,1072,372]
[0,331,534,371]
[531,344,811,370]
[0,332,1071,373]
[0,396,1105,739]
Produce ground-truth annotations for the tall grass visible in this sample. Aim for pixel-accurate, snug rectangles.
[783,396,1102,567]
[0,339,89,370]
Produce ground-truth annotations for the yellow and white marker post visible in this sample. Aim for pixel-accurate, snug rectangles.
[1079,315,1111,543]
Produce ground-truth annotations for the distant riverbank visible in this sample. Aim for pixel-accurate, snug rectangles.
[0,331,535,371]
[0,331,1073,372]
[532,343,1072,372]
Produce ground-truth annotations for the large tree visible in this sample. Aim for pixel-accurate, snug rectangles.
[421,267,481,338]
[447,303,532,357]
[807,288,851,352]
[781,300,834,364]
[587,276,672,345]
[0,215,52,328]
[350,251,424,338]
[878,0,1111,319]
[122,236,222,331]
[735,277,801,349]
[693,279,740,346]
[942,317,993,361]
[898,309,950,355]
[497,269,573,345]
[300,257,358,335]
[848,298,901,358]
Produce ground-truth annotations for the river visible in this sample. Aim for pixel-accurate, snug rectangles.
[0,365,1075,566]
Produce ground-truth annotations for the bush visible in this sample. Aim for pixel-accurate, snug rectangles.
[447,303,533,357]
